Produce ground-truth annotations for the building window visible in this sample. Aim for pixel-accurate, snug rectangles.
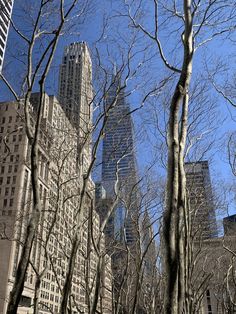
[14,145,19,152]
[9,116,12,123]
[0,177,3,185]
[5,187,9,196]
[3,199,7,207]
[11,187,15,196]
[8,165,12,173]
[14,165,18,173]
[9,199,13,207]
[13,176,16,184]
[7,177,10,184]
[2,117,5,124]
[0,127,4,133]
[10,155,14,162]
[13,135,16,142]
[19,134,22,141]
[1,166,5,174]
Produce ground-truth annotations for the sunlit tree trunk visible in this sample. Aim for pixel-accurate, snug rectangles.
[163,1,193,313]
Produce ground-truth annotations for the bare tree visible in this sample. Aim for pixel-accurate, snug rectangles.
[118,1,236,313]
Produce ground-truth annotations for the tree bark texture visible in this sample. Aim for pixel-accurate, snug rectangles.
[163,0,193,313]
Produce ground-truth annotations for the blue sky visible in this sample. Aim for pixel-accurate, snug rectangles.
[1,0,235,221]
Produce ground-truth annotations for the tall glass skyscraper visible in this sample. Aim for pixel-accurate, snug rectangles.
[0,0,14,72]
[101,76,137,196]
[101,74,138,244]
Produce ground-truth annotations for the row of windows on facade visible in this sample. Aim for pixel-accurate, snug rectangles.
[0,185,15,196]
[0,125,23,136]
[40,290,59,303]
[103,161,132,168]
[102,169,133,179]
[0,144,21,155]
[1,114,21,124]
[0,134,23,145]
[0,175,17,185]
[1,164,18,174]
[40,275,85,297]
[1,209,13,216]
[41,249,85,277]
[1,154,20,164]
[2,198,14,209]
[104,126,133,135]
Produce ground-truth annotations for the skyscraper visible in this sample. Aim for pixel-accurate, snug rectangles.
[185,160,218,238]
[101,76,137,197]
[0,0,14,72]
[97,75,154,313]
[58,42,93,172]
[101,74,138,244]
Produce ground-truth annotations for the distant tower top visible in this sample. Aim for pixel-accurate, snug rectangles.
[58,42,93,171]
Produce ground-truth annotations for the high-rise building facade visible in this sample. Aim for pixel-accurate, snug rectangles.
[0,95,112,314]
[97,75,144,313]
[101,74,138,244]
[101,76,137,197]
[0,0,14,72]
[58,42,93,172]
[185,161,218,238]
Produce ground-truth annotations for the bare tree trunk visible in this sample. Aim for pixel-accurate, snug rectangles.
[7,216,39,313]
[7,95,42,313]
[33,276,41,314]
[90,257,102,314]
[163,1,193,313]
[59,234,80,314]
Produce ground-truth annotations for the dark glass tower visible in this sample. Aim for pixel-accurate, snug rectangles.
[101,81,137,196]
[101,75,138,244]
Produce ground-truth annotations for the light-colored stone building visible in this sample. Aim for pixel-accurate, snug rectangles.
[58,42,93,174]
[0,94,112,314]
